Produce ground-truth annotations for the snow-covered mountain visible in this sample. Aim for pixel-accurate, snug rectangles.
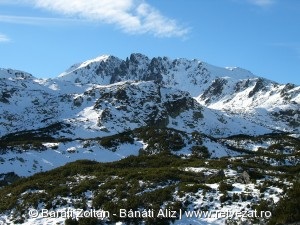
[0,53,299,176]
[1,54,299,225]
[2,53,299,136]
[57,53,300,133]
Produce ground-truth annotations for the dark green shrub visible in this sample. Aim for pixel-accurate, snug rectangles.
[220,194,231,203]
[191,145,211,158]
[268,181,300,225]
[65,218,79,225]
[219,182,234,192]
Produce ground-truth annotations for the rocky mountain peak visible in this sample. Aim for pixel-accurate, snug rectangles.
[0,68,34,80]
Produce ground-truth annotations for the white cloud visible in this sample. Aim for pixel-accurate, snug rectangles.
[135,3,188,37]
[13,0,189,38]
[0,14,88,26]
[247,0,275,7]
[0,33,10,42]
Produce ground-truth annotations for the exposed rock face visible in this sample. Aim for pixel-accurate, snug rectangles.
[235,171,251,184]
[201,78,228,104]
[92,81,203,130]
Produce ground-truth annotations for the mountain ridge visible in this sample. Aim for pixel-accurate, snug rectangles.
[1,53,299,136]
[0,53,299,225]
[0,53,299,177]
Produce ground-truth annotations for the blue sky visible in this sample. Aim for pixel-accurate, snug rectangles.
[0,0,299,85]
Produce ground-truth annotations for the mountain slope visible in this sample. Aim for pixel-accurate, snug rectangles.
[57,53,300,133]
[0,54,299,225]
[0,53,299,178]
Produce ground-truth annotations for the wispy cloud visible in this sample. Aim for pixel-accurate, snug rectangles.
[2,0,189,38]
[0,33,10,42]
[0,14,88,26]
[0,0,24,4]
[247,0,276,7]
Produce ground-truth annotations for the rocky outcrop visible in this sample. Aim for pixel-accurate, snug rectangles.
[235,171,251,184]
[92,81,203,130]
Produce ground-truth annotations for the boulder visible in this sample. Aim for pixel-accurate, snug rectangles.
[235,171,251,184]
